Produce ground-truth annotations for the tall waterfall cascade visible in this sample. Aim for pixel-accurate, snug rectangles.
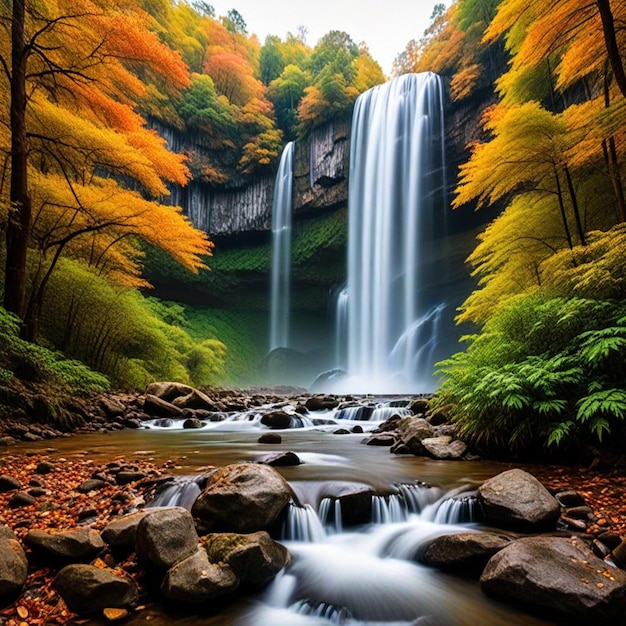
[341,72,447,393]
[269,141,295,351]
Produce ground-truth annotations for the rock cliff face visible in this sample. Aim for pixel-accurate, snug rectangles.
[156,120,350,237]
[293,120,350,216]
[169,177,274,237]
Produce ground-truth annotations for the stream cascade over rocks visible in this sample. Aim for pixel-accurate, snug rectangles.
[1,382,626,624]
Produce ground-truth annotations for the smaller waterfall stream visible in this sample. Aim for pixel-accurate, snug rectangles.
[269,141,295,351]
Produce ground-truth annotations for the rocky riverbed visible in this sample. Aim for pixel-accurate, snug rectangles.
[1,384,626,624]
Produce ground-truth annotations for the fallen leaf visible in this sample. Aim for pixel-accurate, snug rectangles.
[103,608,129,621]
[17,607,28,619]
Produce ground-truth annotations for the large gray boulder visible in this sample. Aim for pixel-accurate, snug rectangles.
[53,564,138,614]
[172,388,216,411]
[161,548,239,604]
[260,411,292,430]
[396,417,435,455]
[481,536,626,621]
[203,531,290,587]
[135,507,199,570]
[24,528,104,562]
[191,463,291,533]
[421,436,467,460]
[0,534,28,597]
[419,532,511,575]
[477,469,560,530]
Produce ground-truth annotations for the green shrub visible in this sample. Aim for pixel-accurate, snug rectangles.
[434,295,626,455]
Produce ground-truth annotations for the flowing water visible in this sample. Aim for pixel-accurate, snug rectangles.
[341,73,448,394]
[16,403,556,626]
[269,141,295,351]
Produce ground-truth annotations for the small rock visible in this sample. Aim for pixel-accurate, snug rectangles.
[115,471,146,485]
[182,418,204,429]
[0,476,21,492]
[103,608,129,621]
[333,428,350,435]
[421,436,467,460]
[34,461,55,475]
[597,532,622,551]
[351,425,363,433]
[24,528,104,562]
[100,397,126,418]
[27,487,47,497]
[53,564,138,614]
[203,531,290,587]
[409,398,430,414]
[258,433,282,444]
[78,479,108,494]
[362,434,396,446]
[555,489,587,508]
[8,492,35,508]
[256,451,301,467]
[612,539,626,570]
[0,537,28,597]
[161,548,238,604]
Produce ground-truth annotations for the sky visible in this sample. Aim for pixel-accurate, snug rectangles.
[208,0,450,76]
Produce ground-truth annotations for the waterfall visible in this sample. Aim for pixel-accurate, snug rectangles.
[344,72,446,393]
[269,141,295,351]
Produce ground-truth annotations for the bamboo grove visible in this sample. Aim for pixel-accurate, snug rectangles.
[0,0,384,397]
[396,0,626,456]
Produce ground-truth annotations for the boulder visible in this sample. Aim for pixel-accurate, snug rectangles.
[477,469,560,530]
[419,532,511,575]
[481,536,626,621]
[409,398,430,414]
[257,451,302,467]
[102,510,154,551]
[99,397,126,418]
[182,418,204,429]
[191,463,291,533]
[161,548,238,604]
[53,564,138,614]
[203,531,290,587]
[612,539,626,570]
[396,417,436,455]
[143,394,183,418]
[421,436,467,460]
[258,433,282,444]
[145,382,194,403]
[135,507,199,570]
[260,411,293,430]
[0,537,28,597]
[319,482,376,527]
[305,395,339,411]
[24,528,104,562]
[172,388,216,411]
[362,434,396,446]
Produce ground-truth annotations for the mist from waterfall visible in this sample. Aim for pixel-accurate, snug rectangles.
[341,72,447,393]
[269,141,295,351]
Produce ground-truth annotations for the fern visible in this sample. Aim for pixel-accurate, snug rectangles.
[577,389,626,423]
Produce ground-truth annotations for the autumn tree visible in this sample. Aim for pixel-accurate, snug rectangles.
[0,0,213,339]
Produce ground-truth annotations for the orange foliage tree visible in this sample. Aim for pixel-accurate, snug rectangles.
[0,0,213,339]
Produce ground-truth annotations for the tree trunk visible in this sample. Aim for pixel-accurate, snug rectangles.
[553,165,574,251]
[603,68,626,222]
[4,0,31,319]
[563,165,586,246]
[597,0,626,100]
